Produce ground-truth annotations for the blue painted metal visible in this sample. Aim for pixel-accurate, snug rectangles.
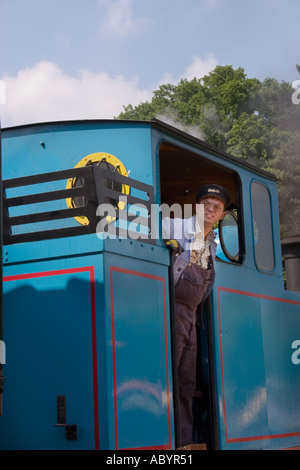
[0,119,300,450]
[1,121,153,182]
[0,121,174,450]
[1,234,173,450]
[209,169,300,449]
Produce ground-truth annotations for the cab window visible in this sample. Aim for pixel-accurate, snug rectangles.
[251,181,274,272]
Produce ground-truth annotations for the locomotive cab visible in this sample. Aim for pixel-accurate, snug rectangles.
[155,121,300,450]
[158,138,243,449]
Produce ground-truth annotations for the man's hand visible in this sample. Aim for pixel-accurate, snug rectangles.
[165,239,185,256]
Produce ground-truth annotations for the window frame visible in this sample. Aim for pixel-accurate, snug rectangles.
[250,180,275,273]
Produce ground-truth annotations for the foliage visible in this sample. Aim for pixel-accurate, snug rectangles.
[116,65,300,237]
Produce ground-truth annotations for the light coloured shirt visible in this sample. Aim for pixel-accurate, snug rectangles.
[161,215,217,289]
[190,217,216,269]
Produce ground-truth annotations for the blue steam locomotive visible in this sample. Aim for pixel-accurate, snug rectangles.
[0,119,299,450]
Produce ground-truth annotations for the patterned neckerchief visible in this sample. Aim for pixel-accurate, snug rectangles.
[190,217,216,268]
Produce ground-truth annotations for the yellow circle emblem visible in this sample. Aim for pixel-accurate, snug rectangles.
[66,152,130,225]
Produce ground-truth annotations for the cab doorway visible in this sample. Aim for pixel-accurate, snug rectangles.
[158,140,241,449]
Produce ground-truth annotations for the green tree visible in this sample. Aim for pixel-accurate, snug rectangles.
[226,112,275,162]
[200,66,260,121]
[265,131,300,237]
[118,66,262,151]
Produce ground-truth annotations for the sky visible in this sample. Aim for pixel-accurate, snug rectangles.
[0,0,300,127]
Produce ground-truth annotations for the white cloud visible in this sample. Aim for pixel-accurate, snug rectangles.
[0,53,218,128]
[98,0,150,39]
[157,53,218,86]
[185,54,218,80]
[0,61,152,127]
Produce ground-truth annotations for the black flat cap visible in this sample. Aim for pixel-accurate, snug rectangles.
[196,184,230,209]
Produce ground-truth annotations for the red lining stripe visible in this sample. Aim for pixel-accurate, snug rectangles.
[218,286,300,444]
[109,266,172,450]
[4,267,100,450]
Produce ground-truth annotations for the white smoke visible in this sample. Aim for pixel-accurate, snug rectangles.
[155,113,206,141]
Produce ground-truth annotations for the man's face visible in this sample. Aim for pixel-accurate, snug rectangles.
[196,196,226,227]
